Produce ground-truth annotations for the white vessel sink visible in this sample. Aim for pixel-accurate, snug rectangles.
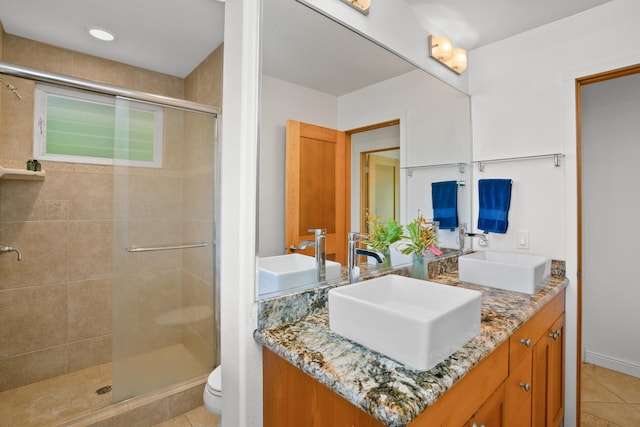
[458,251,550,295]
[258,254,342,295]
[328,275,481,371]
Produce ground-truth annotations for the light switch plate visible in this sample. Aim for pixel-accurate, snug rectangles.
[517,230,530,249]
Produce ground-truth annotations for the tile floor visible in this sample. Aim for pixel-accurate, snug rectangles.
[581,363,640,426]
[154,406,218,427]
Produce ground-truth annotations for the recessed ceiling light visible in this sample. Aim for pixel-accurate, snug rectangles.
[88,27,115,42]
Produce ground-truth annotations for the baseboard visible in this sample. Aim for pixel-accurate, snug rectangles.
[584,350,640,379]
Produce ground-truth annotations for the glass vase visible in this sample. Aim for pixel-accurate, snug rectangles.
[380,248,392,269]
[411,253,430,280]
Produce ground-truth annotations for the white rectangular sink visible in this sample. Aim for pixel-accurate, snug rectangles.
[458,251,550,294]
[258,254,342,295]
[328,275,481,371]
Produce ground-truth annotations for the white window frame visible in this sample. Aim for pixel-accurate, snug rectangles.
[33,84,163,168]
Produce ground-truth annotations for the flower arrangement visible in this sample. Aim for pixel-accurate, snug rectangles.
[399,212,442,257]
[363,215,403,251]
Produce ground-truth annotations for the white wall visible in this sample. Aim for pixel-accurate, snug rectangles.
[259,75,338,257]
[582,73,640,377]
[468,0,640,424]
[220,1,262,425]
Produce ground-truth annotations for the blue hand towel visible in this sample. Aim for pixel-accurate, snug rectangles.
[478,179,512,234]
[431,180,458,231]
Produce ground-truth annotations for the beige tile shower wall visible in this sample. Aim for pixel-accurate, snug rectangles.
[181,45,223,368]
[0,34,187,391]
[1,23,3,141]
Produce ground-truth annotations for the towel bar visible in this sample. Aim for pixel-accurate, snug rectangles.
[126,242,208,253]
[475,153,564,172]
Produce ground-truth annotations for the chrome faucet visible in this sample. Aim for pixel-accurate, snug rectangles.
[458,224,488,254]
[347,232,386,283]
[292,228,326,282]
[0,245,22,261]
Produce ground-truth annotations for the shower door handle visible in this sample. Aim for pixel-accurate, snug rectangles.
[126,241,208,253]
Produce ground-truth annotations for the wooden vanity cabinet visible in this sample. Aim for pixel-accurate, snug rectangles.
[506,291,565,427]
[263,341,509,427]
[262,290,565,427]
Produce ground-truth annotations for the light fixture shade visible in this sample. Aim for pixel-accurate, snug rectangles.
[428,35,467,74]
[341,0,371,15]
[428,36,453,61]
[449,48,468,73]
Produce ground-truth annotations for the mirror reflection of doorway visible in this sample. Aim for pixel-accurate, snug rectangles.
[362,150,400,232]
[347,121,400,233]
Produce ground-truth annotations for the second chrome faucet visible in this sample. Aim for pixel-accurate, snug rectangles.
[347,232,386,283]
[292,228,327,282]
[458,224,488,254]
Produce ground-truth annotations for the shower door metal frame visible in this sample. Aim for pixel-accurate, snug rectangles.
[0,61,220,116]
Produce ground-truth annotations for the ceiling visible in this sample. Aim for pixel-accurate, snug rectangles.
[0,0,613,83]
[406,0,613,51]
[0,0,225,78]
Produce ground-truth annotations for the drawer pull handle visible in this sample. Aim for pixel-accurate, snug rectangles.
[520,338,532,347]
[519,382,531,392]
[548,330,561,340]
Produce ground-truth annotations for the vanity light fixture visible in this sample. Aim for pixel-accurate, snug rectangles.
[88,27,115,42]
[341,0,371,15]
[428,35,467,74]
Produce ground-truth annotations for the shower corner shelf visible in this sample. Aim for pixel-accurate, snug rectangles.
[0,166,46,181]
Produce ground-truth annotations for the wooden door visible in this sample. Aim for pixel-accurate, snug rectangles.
[467,381,506,427]
[367,153,400,224]
[285,120,349,264]
[532,314,565,427]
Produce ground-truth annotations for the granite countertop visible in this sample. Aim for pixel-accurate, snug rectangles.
[254,269,568,427]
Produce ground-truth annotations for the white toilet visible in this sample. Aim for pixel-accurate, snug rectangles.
[203,365,222,426]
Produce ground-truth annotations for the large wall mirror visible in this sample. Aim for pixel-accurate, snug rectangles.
[257,0,472,299]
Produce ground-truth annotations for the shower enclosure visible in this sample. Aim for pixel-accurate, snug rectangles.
[111,97,219,401]
[0,61,220,423]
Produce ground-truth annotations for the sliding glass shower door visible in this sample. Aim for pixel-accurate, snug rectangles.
[111,98,218,402]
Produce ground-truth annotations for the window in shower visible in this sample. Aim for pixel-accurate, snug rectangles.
[33,84,163,167]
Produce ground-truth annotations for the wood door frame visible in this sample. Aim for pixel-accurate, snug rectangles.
[359,148,400,232]
[575,63,640,426]
[345,119,400,233]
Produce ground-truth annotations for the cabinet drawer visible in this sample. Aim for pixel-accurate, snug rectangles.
[509,291,564,367]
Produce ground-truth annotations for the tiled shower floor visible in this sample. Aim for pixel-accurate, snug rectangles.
[0,362,113,426]
[0,344,217,427]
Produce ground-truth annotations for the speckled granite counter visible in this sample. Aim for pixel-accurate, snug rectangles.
[254,265,568,427]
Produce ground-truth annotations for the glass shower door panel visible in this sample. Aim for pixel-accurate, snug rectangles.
[112,100,217,402]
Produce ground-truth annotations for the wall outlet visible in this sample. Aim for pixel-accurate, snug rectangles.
[517,231,530,249]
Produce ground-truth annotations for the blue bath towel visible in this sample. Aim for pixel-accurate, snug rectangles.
[431,180,458,230]
[478,179,512,234]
